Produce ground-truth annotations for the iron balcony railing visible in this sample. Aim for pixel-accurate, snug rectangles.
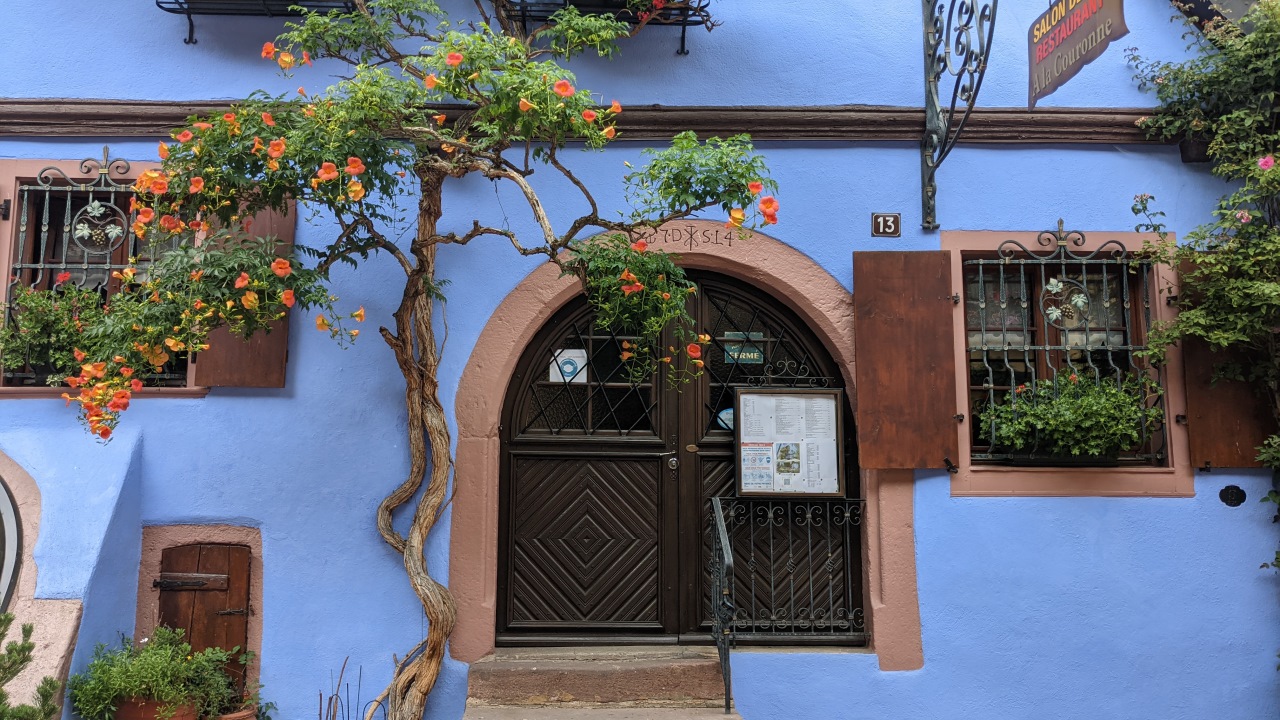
[709,496,867,713]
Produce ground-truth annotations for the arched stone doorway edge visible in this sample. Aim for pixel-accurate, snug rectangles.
[450,220,924,671]
[0,450,83,704]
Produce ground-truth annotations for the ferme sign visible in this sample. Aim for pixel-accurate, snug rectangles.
[1028,0,1129,108]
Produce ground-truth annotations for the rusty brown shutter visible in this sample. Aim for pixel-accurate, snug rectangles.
[193,206,294,388]
[156,543,252,689]
[1181,339,1272,468]
[853,251,958,469]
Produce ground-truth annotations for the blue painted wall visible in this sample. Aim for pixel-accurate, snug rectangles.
[0,0,1206,107]
[732,472,1280,720]
[1,2,1278,720]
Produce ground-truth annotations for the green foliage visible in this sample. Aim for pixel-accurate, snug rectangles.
[1130,1,1280,468]
[0,282,107,382]
[566,233,705,382]
[67,627,244,720]
[0,614,60,720]
[539,7,632,60]
[979,374,1163,457]
[10,0,772,440]
[1128,2,1280,171]
[95,233,345,356]
[625,132,776,222]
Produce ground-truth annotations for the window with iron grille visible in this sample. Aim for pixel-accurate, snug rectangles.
[962,224,1167,465]
[1,151,190,388]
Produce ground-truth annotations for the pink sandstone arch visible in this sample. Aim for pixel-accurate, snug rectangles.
[450,220,923,670]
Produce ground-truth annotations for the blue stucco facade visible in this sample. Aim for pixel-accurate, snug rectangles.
[2,1,1278,719]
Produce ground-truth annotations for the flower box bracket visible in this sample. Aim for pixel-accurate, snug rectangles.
[499,0,714,55]
[154,0,357,44]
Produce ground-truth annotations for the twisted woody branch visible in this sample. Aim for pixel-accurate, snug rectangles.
[3,3,780,718]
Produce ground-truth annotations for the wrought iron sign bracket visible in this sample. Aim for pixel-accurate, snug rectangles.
[921,0,998,231]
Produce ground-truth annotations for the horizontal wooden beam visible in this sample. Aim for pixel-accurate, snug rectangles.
[0,98,1155,144]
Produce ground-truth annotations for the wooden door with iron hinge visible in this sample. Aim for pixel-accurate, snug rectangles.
[155,543,252,691]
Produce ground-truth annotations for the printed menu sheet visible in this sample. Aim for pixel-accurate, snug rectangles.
[737,392,840,495]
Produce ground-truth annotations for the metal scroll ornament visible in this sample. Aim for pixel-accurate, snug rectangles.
[921,0,997,230]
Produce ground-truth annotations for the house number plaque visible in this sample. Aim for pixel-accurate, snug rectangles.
[871,213,901,238]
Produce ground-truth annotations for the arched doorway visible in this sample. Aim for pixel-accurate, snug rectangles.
[497,271,862,643]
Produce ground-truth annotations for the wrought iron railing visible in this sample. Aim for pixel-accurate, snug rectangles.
[502,0,714,54]
[709,496,867,713]
[709,496,735,715]
[963,221,1165,463]
[155,1,357,44]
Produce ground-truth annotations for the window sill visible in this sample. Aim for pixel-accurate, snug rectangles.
[950,462,1194,497]
[0,387,210,399]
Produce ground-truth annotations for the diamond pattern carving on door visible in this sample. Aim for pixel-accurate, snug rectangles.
[507,455,662,628]
[499,272,861,643]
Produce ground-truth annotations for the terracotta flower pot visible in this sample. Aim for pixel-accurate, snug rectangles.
[218,707,256,720]
[114,699,197,720]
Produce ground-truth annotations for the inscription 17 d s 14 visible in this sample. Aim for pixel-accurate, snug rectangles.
[642,224,737,251]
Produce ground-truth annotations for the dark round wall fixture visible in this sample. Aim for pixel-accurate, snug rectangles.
[1219,484,1247,507]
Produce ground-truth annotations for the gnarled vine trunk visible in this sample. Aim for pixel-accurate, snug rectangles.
[366,167,457,720]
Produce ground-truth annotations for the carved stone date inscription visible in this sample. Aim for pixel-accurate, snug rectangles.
[641,224,738,252]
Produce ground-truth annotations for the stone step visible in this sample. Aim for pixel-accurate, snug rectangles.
[467,646,729,707]
[463,705,740,720]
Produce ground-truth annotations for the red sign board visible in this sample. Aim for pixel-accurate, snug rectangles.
[1028,0,1129,108]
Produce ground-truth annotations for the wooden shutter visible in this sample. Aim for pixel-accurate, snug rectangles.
[853,251,958,469]
[1176,255,1274,468]
[156,543,252,690]
[1181,339,1272,468]
[193,206,295,388]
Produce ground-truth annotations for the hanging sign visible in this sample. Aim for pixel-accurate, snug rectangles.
[1028,0,1129,108]
[724,331,765,364]
[735,388,845,497]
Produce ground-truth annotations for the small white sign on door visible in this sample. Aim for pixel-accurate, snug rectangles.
[550,349,588,384]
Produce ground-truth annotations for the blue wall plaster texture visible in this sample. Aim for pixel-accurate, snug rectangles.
[0,0,1203,108]
[0,428,143,720]
[0,427,141,601]
[730,471,1280,720]
[1,3,1278,720]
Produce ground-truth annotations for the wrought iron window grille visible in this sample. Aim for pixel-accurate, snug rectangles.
[155,1,356,44]
[5,147,188,388]
[519,318,659,436]
[921,0,998,230]
[498,0,714,55]
[962,220,1165,464]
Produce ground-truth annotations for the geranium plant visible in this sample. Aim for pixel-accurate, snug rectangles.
[0,2,779,717]
[979,373,1164,459]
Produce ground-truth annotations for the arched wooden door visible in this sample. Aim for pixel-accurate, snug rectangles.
[498,271,859,643]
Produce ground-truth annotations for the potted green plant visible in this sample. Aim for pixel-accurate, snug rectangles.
[67,627,247,720]
[978,372,1164,464]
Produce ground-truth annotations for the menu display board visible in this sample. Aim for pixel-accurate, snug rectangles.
[734,388,845,497]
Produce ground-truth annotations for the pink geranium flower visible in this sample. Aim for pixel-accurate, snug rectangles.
[1259,155,1275,171]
